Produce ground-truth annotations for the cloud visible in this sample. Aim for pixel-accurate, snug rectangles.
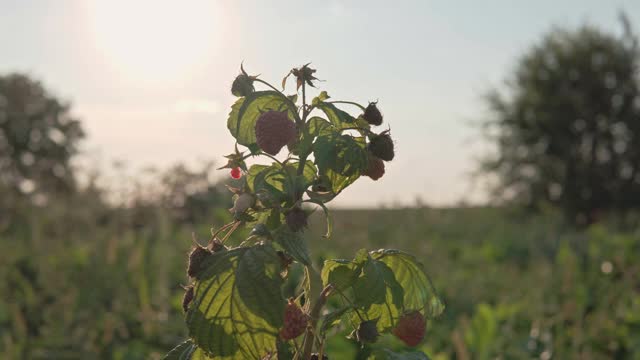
[173,99,221,115]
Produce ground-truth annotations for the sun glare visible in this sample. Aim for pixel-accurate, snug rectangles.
[86,0,220,81]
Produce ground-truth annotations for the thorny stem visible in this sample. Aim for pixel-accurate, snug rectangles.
[301,282,333,360]
[220,221,240,243]
[297,80,310,176]
[302,80,307,120]
[260,152,287,167]
[208,222,236,246]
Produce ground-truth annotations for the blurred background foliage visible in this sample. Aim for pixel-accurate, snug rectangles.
[1,16,640,360]
[480,15,640,227]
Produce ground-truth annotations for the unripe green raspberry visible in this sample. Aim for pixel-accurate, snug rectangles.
[230,193,255,214]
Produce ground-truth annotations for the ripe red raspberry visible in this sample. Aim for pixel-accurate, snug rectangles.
[182,285,194,313]
[285,207,308,232]
[362,154,385,180]
[369,131,395,161]
[279,298,307,340]
[363,102,383,126]
[392,311,426,347]
[187,246,211,278]
[255,111,297,155]
[230,167,242,179]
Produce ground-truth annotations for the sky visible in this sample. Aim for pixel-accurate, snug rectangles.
[1,0,639,207]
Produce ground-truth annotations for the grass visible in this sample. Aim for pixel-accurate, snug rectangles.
[1,201,638,359]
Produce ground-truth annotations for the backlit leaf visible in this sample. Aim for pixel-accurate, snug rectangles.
[186,245,284,359]
[227,91,296,146]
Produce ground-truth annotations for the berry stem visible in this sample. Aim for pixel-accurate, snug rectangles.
[328,100,367,111]
[254,78,302,124]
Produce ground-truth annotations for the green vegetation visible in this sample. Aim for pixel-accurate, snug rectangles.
[1,200,638,358]
[480,17,640,225]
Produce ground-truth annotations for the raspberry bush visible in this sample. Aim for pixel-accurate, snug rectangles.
[165,64,443,359]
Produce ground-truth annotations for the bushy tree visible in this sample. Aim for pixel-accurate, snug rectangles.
[0,74,84,201]
[480,16,640,224]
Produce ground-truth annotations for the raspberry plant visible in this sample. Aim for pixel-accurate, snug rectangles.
[165,64,444,359]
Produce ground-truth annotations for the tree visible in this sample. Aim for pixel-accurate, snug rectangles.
[480,16,640,224]
[0,74,84,202]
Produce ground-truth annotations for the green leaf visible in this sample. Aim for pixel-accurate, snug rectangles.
[316,102,356,128]
[311,91,330,106]
[248,208,283,232]
[320,306,352,335]
[352,256,399,308]
[247,164,291,207]
[313,132,368,194]
[300,160,318,187]
[227,91,295,146]
[307,117,334,138]
[324,249,443,334]
[321,259,361,292]
[272,226,311,265]
[282,161,317,198]
[164,340,213,360]
[186,245,284,359]
[276,339,294,360]
[371,249,444,318]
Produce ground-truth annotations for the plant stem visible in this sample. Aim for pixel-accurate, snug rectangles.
[328,100,366,111]
[254,78,302,124]
[296,80,311,177]
[302,80,307,121]
[301,280,333,360]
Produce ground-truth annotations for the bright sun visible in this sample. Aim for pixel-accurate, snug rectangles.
[86,0,221,81]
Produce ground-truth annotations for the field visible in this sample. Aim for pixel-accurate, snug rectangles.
[1,199,639,359]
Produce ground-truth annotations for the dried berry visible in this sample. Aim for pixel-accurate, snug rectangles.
[279,298,307,340]
[231,73,254,97]
[356,319,380,343]
[231,64,255,97]
[187,246,211,278]
[310,354,329,360]
[285,207,308,232]
[230,167,242,179]
[255,111,297,155]
[368,131,395,161]
[363,102,383,126]
[392,311,426,347]
[182,285,194,313]
[362,154,385,180]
